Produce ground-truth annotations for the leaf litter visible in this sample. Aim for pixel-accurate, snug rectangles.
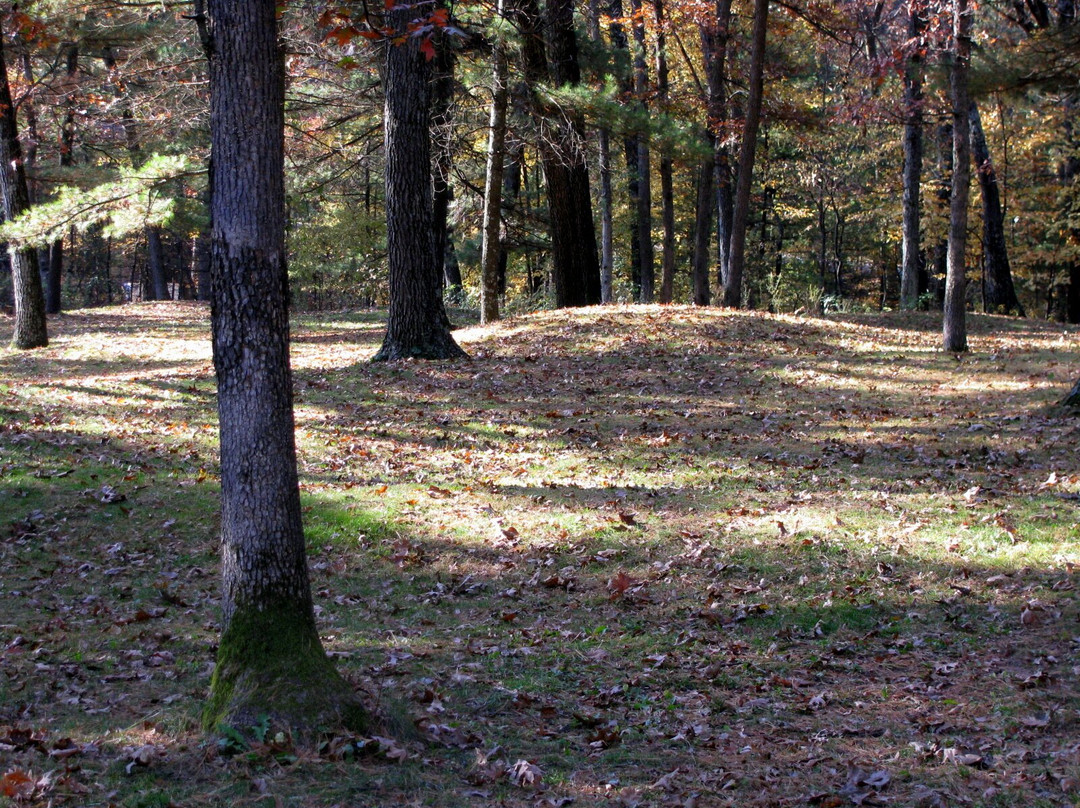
[0,302,1078,806]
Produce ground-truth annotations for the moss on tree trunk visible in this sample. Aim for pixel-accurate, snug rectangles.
[204,601,368,737]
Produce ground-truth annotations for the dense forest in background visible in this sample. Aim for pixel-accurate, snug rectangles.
[0,0,1076,322]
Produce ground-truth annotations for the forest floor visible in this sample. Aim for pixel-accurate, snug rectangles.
[0,302,1079,808]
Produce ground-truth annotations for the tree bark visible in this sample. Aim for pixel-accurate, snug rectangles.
[630,0,654,303]
[431,35,456,298]
[709,0,734,292]
[512,0,602,308]
[589,0,615,303]
[480,0,509,324]
[899,0,924,310]
[204,0,365,737]
[723,0,768,308]
[373,12,466,360]
[0,34,47,349]
[655,0,676,304]
[691,156,715,305]
[944,0,971,353]
[968,101,1024,316]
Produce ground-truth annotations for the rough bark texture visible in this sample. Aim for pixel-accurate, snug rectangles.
[373,14,466,361]
[480,3,509,324]
[944,0,971,353]
[589,0,614,303]
[723,0,768,308]
[545,0,602,307]
[0,35,47,350]
[630,0,654,303]
[899,0,924,310]
[692,156,715,306]
[969,102,1025,316]
[655,0,675,304]
[709,0,734,292]
[205,0,364,736]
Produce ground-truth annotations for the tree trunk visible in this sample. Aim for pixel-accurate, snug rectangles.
[723,0,768,308]
[969,101,1024,316]
[899,0,924,310]
[608,0,640,297]
[691,156,715,305]
[655,0,676,304]
[374,10,467,360]
[709,0,734,291]
[204,0,364,737]
[944,0,971,353]
[147,226,169,300]
[431,36,456,298]
[0,35,47,349]
[481,0,509,324]
[630,0,654,303]
[546,0,602,307]
[589,0,615,303]
[512,0,601,308]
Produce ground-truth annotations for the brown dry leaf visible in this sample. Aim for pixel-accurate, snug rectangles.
[507,759,543,788]
[0,770,34,800]
[607,571,638,600]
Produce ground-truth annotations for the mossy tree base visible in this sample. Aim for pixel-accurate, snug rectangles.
[204,603,369,741]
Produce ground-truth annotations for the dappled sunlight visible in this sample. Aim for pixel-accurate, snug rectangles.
[2,303,1079,806]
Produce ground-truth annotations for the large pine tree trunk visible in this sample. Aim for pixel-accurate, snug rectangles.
[512,0,601,308]
[943,0,971,352]
[710,0,734,292]
[204,0,365,736]
[899,0,924,310]
[0,36,47,350]
[969,102,1024,316]
[723,0,768,308]
[373,13,466,360]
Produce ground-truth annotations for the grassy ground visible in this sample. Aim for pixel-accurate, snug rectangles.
[0,302,1078,808]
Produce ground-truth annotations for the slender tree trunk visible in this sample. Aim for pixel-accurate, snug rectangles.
[710,0,734,291]
[608,0,640,297]
[0,35,47,349]
[589,0,615,303]
[723,0,768,308]
[692,156,715,305]
[944,0,971,352]
[655,0,676,304]
[630,0,654,303]
[204,0,364,736]
[899,0,924,310]
[480,0,509,324]
[374,9,467,359]
[969,101,1024,315]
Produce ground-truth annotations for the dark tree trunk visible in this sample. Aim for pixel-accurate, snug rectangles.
[589,0,614,303]
[512,0,601,308]
[432,37,456,297]
[204,0,365,736]
[148,226,169,300]
[374,10,466,360]
[691,156,715,305]
[900,0,924,310]
[0,35,47,349]
[944,0,971,353]
[497,143,523,296]
[481,0,509,324]
[608,0,640,297]
[546,0,602,307]
[709,0,734,291]
[723,0,768,308]
[630,0,654,303]
[1059,375,1080,410]
[969,101,1024,316]
[655,0,676,304]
